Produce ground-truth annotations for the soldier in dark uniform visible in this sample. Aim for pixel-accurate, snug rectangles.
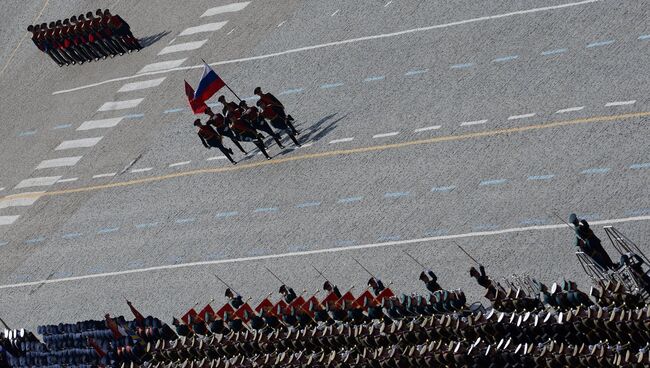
[469,264,493,289]
[569,213,616,270]
[279,285,297,303]
[224,288,244,309]
[367,277,385,296]
[419,270,442,293]
[194,119,236,164]
[323,281,342,298]
[204,107,247,154]
[254,87,299,135]
[239,100,285,148]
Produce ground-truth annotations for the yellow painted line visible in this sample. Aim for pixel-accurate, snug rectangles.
[2,111,648,202]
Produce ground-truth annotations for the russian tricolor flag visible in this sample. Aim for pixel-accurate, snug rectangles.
[194,63,226,104]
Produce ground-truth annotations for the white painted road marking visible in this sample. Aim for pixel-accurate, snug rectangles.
[93,173,116,179]
[169,161,191,168]
[15,176,61,189]
[55,137,103,151]
[158,40,208,55]
[373,132,399,138]
[2,213,646,289]
[77,117,124,131]
[556,106,584,114]
[118,77,166,92]
[0,193,44,209]
[52,1,600,95]
[329,137,354,144]
[131,168,153,173]
[97,99,144,112]
[460,119,488,126]
[277,21,286,28]
[179,21,228,36]
[508,113,536,120]
[414,125,441,132]
[201,2,250,17]
[137,59,187,74]
[36,156,82,170]
[605,100,636,107]
[206,156,227,161]
[0,216,20,226]
[56,178,78,183]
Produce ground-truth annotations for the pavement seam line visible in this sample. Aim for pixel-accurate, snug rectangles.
[2,111,648,201]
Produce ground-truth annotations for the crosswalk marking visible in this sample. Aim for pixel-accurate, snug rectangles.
[36,156,82,170]
[97,98,144,111]
[117,77,166,92]
[55,137,103,151]
[15,176,61,189]
[0,193,44,209]
[158,40,208,55]
[201,2,250,17]
[77,117,123,131]
[179,21,228,36]
[0,216,20,226]
[137,59,187,74]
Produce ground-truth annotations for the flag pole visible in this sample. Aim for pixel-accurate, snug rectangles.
[201,59,242,102]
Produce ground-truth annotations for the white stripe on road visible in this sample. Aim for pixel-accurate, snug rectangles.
[15,176,61,189]
[329,137,354,144]
[0,193,44,209]
[460,119,487,126]
[55,137,103,151]
[414,125,441,132]
[117,77,166,92]
[179,21,228,36]
[169,161,191,168]
[36,157,82,170]
[131,168,153,173]
[1,213,646,289]
[555,106,585,114]
[93,173,116,179]
[97,99,144,112]
[77,117,124,131]
[373,132,399,138]
[508,113,536,120]
[206,156,227,161]
[0,216,20,226]
[201,2,250,17]
[52,1,599,95]
[56,178,78,183]
[158,40,208,55]
[137,59,187,74]
[605,100,636,107]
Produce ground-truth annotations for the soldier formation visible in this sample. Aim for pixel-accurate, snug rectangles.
[27,9,142,67]
[195,88,300,164]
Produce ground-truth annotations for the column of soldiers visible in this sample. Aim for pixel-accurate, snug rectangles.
[27,9,142,67]
[195,88,300,164]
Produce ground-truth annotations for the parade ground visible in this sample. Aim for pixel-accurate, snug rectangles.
[0,0,648,332]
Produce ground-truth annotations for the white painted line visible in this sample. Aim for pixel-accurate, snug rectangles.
[277,21,286,27]
[0,188,5,191]
[15,176,61,189]
[384,1,392,6]
[227,28,235,35]
[300,142,313,148]
[178,21,228,36]
[169,161,191,168]
[206,156,227,161]
[0,216,20,226]
[117,77,166,92]
[158,40,208,55]
[373,132,399,138]
[131,167,153,173]
[331,9,340,16]
[329,137,354,144]
[97,99,144,112]
[36,156,82,170]
[508,113,536,120]
[168,38,176,44]
[53,0,600,96]
[414,125,441,132]
[77,117,124,131]
[56,177,78,183]
[137,59,187,74]
[201,2,250,17]
[4,213,647,289]
[0,193,44,209]
[460,119,488,126]
[555,106,585,114]
[605,100,636,107]
[93,173,116,179]
[55,137,103,151]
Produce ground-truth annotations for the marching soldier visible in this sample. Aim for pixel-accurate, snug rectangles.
[254,87,299,135]
[194,119,236,164]
[569,213,616,270]
[367,277,385,296]
[239,100,285,148]
[228,111,272,160]
[419,270,443,293]
[279,285,297,304]
[323,281,342,299]
[469,264,493,289]
[224,288,244,309]
[204,107,247,154]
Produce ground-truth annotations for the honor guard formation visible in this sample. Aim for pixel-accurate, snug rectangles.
[27,9,142,67]
[195,88,300,164]
[1,220,649,368]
